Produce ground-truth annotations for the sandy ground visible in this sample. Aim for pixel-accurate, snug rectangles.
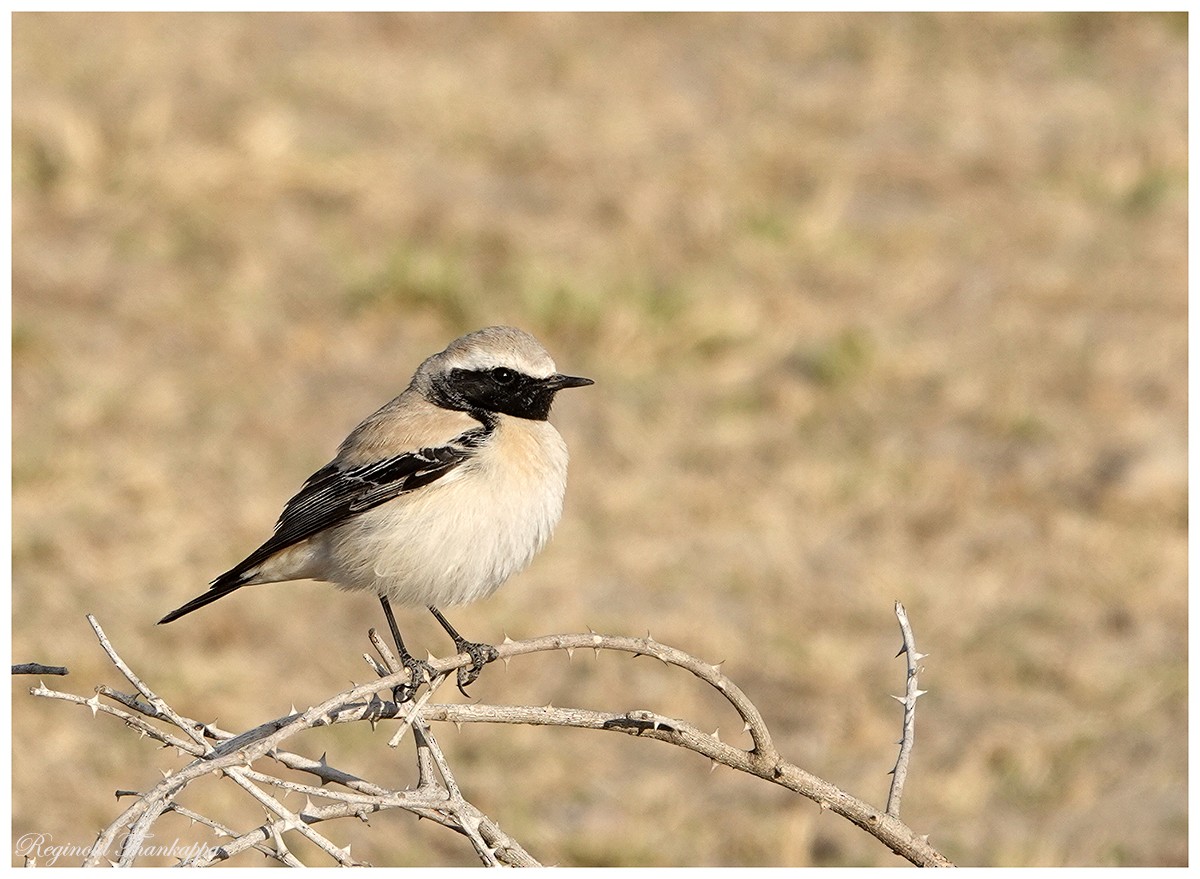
[11,12,1186,866]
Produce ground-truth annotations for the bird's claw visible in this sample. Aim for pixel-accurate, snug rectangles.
[454,641,499,697]
[391,656,435,704]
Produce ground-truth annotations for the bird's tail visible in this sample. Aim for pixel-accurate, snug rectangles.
[157,569,253,625]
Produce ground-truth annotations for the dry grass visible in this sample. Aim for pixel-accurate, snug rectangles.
[12,11,1186,867]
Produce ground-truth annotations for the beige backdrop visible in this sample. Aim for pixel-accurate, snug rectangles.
[12,12,1186,867]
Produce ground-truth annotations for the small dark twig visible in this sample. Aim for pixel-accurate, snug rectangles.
[12,662,68,676]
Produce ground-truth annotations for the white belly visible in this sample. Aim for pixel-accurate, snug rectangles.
[313,418,569,607]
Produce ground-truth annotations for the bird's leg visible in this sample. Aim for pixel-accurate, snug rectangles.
[427,606,499,696]
[379,596,433,703]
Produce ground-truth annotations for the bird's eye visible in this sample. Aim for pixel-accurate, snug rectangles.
[491,367,517,385]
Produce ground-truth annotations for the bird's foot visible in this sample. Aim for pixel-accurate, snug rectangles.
[453,639,499,697]
[391,654,435,704]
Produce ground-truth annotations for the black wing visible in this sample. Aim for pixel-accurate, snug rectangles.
[234,431,487,579]
[157,428,489,624]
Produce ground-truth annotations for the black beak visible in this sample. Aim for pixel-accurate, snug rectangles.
[546,373,594,390]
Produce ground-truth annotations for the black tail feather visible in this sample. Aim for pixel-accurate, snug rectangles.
[158,570,251,624]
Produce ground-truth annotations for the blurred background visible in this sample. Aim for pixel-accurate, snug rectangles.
[11,12,1186,867]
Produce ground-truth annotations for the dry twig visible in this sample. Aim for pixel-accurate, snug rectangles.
[26,610,951,867]
[12,662,68,676]
[887,600,927,818]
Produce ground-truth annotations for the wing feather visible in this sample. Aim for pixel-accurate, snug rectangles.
[216,427,488,585]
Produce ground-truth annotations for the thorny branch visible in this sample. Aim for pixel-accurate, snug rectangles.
[887,601,927,818]
[26,610,951,867]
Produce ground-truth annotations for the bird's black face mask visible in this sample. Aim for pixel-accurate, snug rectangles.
[436,367,593,422]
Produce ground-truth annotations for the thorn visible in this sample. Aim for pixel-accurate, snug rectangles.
[920,834,930,844]
[290,704,298,716]
[501,655,512,670]
[819,800,830,812]
[742,721,752,733]
[913,689,928,698]
[85,693,102,717]
[891,694,906,704]
[911,651,929,661]
[566,646,575,661]
[544,701,555,710]
[709,759,718,773]
[645,629,653,641]
[159,768,172,779]
[895,644,907,658]
[454,721,463,733]
[712,728,721,742]
[502,633,514,644]
[303,796,316,816]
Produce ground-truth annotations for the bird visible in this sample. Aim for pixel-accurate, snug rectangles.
[159,326,593,699]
